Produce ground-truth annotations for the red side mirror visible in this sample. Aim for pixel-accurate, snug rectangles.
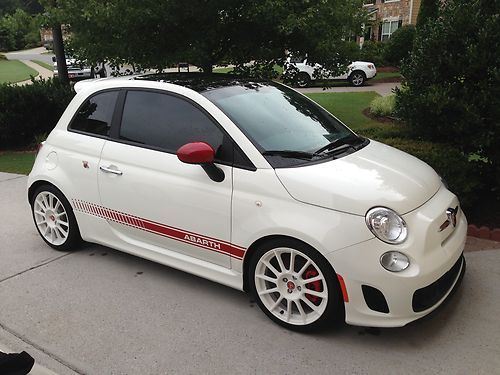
[177,142,215,164]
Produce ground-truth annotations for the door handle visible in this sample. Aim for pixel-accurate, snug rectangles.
[100,165,123,175]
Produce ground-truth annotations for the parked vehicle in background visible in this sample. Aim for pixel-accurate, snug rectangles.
[286,56,377,87]
[28,73,466,332]
[52,56,106,81]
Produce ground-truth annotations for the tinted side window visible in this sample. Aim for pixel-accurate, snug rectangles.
[119,90,225,156]
[69,91,118,136]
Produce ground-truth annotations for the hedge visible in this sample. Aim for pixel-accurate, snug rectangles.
[0,78,75,149]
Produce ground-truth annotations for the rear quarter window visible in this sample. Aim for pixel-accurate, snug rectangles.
[69,91,119,136]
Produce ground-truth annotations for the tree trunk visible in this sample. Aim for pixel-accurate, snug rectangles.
[52,24,69,85]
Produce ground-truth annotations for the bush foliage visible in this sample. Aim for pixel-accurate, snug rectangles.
[0,78,75,149]
[358,41,386,67]
[383,25,415,67]
[369,95,396,117]
[0,8,40,52]
[397,0,500,196]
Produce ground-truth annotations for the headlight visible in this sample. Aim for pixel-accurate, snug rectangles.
[365,207,408,244]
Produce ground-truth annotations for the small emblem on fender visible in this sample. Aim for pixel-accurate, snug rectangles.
[82,161,89,169]
[439,206,459,232]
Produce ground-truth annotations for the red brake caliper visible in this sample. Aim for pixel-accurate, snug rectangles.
[304,266,322,305]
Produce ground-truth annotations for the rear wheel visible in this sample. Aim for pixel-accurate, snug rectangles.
[249,238,344,331]
[349,71,366,86]
[30,185,81,251]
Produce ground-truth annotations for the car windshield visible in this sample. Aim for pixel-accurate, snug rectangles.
[202,82,357,160]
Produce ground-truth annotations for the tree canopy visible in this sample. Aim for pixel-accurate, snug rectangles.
[42,0,365,75]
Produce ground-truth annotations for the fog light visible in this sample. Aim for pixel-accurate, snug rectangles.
[380,251,410,272]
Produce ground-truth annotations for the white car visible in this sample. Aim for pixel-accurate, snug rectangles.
[27,74,466,331]
[286,57,377,87]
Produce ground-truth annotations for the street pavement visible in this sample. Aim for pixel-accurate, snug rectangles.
[1,172,499,374]
[4,47,55,65]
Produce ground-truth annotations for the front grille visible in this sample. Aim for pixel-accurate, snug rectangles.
[412,255,463,312]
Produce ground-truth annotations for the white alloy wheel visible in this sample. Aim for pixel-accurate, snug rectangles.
[254,247,329,326]
[33,191,70,246]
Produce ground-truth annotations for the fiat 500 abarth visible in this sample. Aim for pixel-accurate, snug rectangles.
[28,74,466,331]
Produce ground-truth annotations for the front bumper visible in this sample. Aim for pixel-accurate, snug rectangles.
[326,185,467,327]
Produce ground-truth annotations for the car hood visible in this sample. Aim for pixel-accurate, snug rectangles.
[275,140,441,216]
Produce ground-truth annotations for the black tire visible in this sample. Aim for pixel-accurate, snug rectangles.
[349,70,366,87]
[30,184,82,251]
[296,72,311,87]
[249,238,344,332]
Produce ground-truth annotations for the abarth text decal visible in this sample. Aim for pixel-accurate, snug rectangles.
[72,199,246,259]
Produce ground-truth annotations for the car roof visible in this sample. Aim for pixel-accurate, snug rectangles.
[133,72,266,93]
[74,72,268,94]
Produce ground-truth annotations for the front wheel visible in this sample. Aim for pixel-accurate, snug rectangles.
[249,239,344,331]
[31,185,81,251]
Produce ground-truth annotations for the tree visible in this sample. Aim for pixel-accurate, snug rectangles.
[397,0,500,193]
[39,1,68,84]
[416,0,440,27]
[0,8,41,51]
[44,0,365,77]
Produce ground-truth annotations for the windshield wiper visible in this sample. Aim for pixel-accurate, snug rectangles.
[262,150,315,160]
[313,134,362,156]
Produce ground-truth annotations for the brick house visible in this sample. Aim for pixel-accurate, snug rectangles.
[361,0,421,43]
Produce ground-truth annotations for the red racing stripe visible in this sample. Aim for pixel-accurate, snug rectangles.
[72,199,246,259]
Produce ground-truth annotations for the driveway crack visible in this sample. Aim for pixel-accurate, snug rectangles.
[0,253,71,284]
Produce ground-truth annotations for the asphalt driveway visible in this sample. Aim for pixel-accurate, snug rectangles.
[1,172,499,374]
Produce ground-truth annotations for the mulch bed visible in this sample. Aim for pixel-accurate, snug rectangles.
[361,107,397,123]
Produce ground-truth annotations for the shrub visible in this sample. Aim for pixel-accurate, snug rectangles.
[359,41,386,67]
[369,95,395,117]
[383,25,415,67]
[396,0,500,194]
[0,78,75,149]
[0,53,6,60]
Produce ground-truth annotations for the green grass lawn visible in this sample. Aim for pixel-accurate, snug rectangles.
[305,91,405,141]
[0,152,36,175]
[0,60,39,84]
[31,59,53,71]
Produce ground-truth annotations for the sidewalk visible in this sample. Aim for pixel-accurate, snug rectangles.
[16,60,53,85]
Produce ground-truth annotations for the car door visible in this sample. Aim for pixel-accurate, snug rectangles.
[97,89,234,268]
[62,89,119,218]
